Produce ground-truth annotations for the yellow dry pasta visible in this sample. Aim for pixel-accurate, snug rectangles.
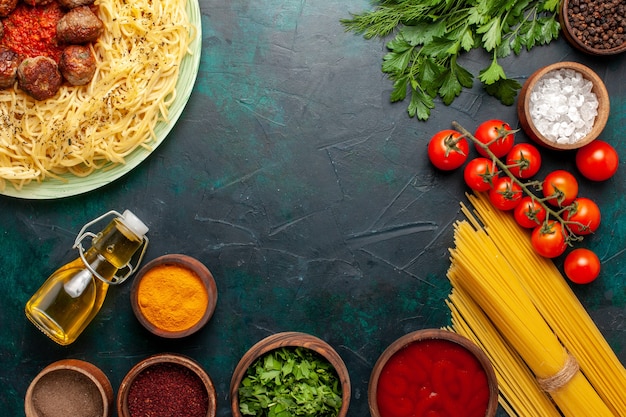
[447,207,615,416]
[460,191,626,416]
[445,289,561,417]
[0,0,195,190]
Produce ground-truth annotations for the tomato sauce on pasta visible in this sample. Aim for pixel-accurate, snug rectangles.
[1,2,65,62]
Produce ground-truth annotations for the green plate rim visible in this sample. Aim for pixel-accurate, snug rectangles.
[1,0,202,200]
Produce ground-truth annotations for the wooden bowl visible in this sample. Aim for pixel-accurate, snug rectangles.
[517,61,609,150]
[230,331,351,417]
[369,329,498,417]
[559,0,626,56]
[25,359,113,417]
[130,254,217,338]
[117,353,217,417]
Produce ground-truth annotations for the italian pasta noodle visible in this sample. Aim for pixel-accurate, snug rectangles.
[447,206,615,416]
[459,191,626,415]
[445,289,561,417]
[0,0,195,190]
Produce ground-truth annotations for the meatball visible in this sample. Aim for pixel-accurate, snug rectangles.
[59,45,96,86]
[0,0,17,17]
[0,47,19,89]
[57,0,95,9]
[17,56,62,101]
[22,0,53,6]
[56,6,104,44]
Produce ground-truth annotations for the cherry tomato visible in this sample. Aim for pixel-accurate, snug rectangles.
[473,119,515,158]
[513,196,547,228]
[564,248,601,284]
[463,157,498,191]
[575,140,619,181]
[506,143,541,178]
[564,197,601,235]
[427,129,469,171]
[542,170,578,207]
[531,220,567,258]
[488,176,522,211]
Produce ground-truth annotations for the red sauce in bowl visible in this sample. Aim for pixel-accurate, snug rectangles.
[376,339,490,417]
[1,2,65,62]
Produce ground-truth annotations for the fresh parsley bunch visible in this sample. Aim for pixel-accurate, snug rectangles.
[238,347,343,417]
[342,0,561,121]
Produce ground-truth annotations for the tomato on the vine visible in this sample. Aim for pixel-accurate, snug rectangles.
[575,140,619,181]
[531,220,568,258]
[564,197,601,235]
[473,119,515,158]
[427,129,469,171]
[542,170,578,207]
[514,196,546,229]
[564,248,601,284]
[488,176,522,211]
[506,143,541,179]
[463,157,498,191]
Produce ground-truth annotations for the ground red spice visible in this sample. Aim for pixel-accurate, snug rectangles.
[127,362,209,417]
[1,2,65,62]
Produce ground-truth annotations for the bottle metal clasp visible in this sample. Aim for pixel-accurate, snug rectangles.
[73,210,149,285]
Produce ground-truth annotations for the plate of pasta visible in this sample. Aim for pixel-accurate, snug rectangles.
[0,0,202,199]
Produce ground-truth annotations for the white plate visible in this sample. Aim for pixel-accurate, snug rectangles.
[1,0,202,200]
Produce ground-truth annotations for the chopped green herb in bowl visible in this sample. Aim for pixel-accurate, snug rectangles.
[230,332,351,417]
[239,347,342,417]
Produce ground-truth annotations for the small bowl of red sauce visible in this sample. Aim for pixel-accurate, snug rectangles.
[369,329,498,417]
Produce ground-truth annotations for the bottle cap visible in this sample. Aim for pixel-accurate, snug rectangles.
[120,210,149,238]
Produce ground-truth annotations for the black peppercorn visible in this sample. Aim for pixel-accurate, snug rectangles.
[566,0,626,50]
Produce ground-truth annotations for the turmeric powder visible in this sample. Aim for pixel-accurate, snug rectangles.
[136,264,209,332]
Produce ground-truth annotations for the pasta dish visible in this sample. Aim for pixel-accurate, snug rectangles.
[0,0,196,192]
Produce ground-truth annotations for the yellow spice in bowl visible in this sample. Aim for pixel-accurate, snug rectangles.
[137,264,209,332]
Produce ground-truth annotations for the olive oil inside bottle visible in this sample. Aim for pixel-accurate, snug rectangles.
[25,215,145,345]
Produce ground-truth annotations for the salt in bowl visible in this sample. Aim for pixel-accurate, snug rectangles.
[517,61,609,150]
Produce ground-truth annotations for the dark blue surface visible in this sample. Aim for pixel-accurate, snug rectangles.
[2,1,626,416]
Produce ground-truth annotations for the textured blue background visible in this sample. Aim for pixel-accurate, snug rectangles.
[1,1,625,416]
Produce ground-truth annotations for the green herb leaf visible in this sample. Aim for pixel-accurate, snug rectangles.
[238,347,343,417]
[408,88,435,121]
[484,78,522,105]
[341,0,561,121]
[478,56,506,85]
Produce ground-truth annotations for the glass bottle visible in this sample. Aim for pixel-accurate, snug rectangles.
[25,210,149,346]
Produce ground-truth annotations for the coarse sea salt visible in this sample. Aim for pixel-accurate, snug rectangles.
[528,68,598,145]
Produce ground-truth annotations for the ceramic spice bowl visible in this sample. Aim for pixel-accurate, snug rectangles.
[368,329,499,417]
[25,359,114,417]
[117,353,217,417]
[230,331,352,417]
[517,61,610,150]
[130,254,217,338]
[559,0,626,56]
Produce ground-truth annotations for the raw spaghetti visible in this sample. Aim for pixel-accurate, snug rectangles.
[0,0,195,190]
[446,191,626,416]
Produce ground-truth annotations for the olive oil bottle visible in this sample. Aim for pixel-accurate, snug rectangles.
[25,210,149,346]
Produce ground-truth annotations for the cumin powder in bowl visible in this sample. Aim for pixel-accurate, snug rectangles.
[130,254,217,338]
[25,359,113,417]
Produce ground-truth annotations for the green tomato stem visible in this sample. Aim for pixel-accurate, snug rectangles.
[451,120,584,243]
